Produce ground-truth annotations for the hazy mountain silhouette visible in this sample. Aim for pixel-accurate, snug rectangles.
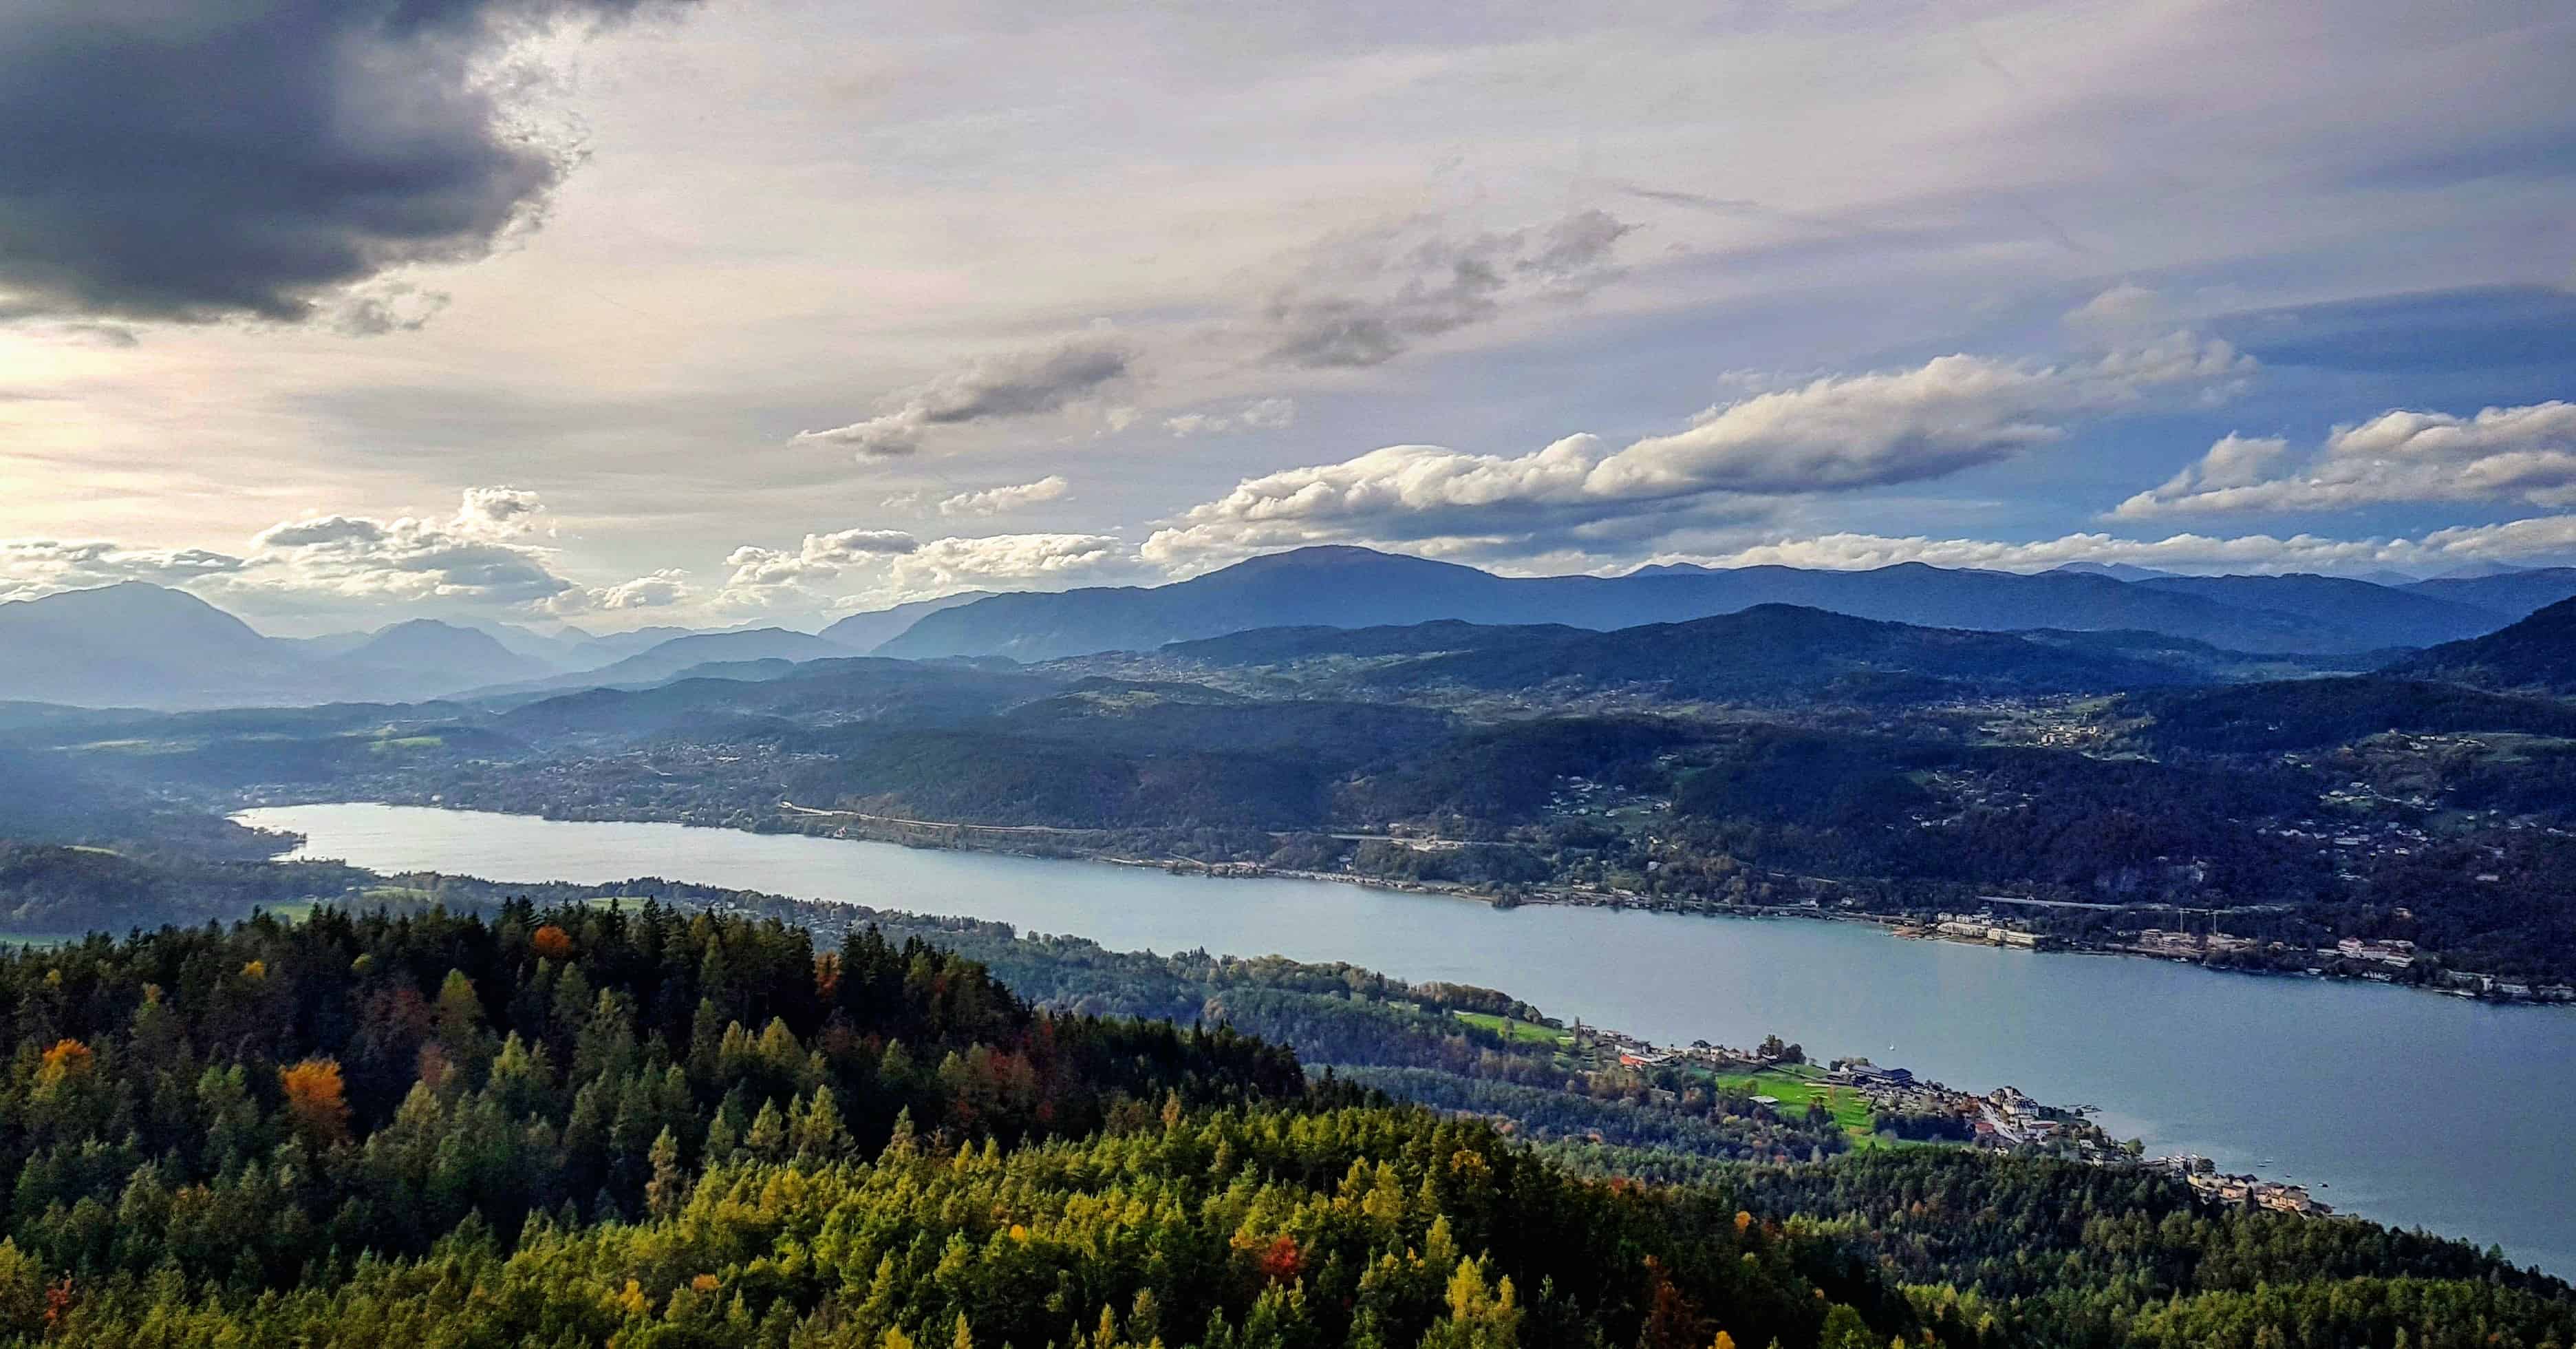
[0,583,323,708]
[820,591,993,652]
[325,619,546,699]
[877,546,2495,661]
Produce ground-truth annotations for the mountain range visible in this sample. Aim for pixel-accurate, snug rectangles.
[469,628,853,697]
[9,549,2575,710]
[881,547,2576,663]
[1208,604,2217,702]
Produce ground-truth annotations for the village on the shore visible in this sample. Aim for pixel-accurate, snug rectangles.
[1567,1020,2339,1220]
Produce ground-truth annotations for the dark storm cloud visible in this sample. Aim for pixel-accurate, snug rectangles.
[0,0,692,324]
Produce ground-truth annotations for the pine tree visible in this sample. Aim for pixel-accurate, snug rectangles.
[645,1127,685,1218]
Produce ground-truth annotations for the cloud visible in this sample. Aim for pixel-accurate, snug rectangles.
[717,527,923,608]
[2063,283,2174,341]
[544,569,691,614]
[1259,210,1635,368]
[328,284,455,337]
[243,487,572,604]
[0,540,248,602]
[794,338,1134,457]
[454,486,548,531]
[1164,398,1298,436]
[873,533,1134,601]
[937,475,1071,517]
[2116,401,2576,517]
[717,522,1136,608]
[1642,515,2576,576]
[0,487,596,620]
[1146,338,2253,568]
[0,0,692,324]
[720,527,921,603]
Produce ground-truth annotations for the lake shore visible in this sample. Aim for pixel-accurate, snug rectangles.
[238,787,2576,1008]
[761,798,2576,1010]
[233,799,2576,1273]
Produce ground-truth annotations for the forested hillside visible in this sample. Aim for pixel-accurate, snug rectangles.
[0,900,2564,1346]
[0,902,1915,1348]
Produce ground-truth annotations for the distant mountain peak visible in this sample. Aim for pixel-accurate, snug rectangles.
[2050,561,2180,582]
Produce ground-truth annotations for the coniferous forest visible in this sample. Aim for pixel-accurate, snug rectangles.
[0,899,2562,1348]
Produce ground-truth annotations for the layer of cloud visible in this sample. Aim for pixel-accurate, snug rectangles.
[936,475,1071,517]
[720,528,921,602]
[2117,401,2576,517]
[0,0,691,324]
[873,533,1133,602]
[1646,515,2576,576]
[544,569,692,614]
[1260,209,1635,369]
[1147,337,2253,568]
[794,338,1133,458]
[244,488,570,604]
[0,540,249,603]
[1165,399,1298,437]
[714,523,1135,610]
[0,488,590,623]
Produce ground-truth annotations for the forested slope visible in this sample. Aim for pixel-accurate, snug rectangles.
[0,900,2566,1346]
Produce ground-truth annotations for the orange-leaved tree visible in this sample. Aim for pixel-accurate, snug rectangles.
[280,1057,352,1149]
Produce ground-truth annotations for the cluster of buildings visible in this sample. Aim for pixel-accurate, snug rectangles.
[1824,1061,2121,1160]
[2149,1156,2333,1216]
[2128,927,2262,959]
[2332,936,2417,967]
[1919,918,2052,950]
[2116,926,2576,1002]
[1577,1021,2341,1220]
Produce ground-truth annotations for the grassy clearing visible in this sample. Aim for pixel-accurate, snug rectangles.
[1713,1069,1885,1145]
[356,886,438,905]
[1452,1010,1574,1045]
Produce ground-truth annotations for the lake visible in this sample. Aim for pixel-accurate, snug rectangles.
[243,800,2576,1275]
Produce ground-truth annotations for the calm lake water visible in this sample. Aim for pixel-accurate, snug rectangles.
[244,801,2576,1275]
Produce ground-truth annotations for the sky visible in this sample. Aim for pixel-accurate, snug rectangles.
[1,0,2572,634]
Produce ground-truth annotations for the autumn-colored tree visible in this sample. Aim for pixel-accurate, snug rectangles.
[1640,1255,1712,1349]
[530,924,575,960]
[280,1057,352,1149]
[32,1039,92,1098]
[1256,1235,1303,1285]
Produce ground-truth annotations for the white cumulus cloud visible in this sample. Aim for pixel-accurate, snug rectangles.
[2117,401,2576,518]
[1146,338,2253,569]
[545,569,694,615]
[1645,515,2576,575]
